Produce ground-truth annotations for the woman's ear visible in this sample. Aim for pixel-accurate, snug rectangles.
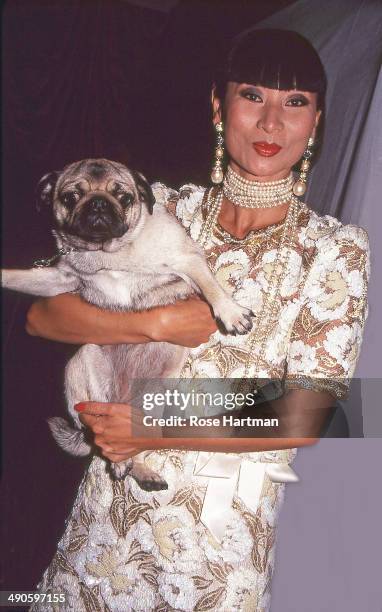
[312,109,322,140]
[211,86,223,126]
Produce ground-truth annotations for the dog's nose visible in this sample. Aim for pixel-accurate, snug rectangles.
[88,197,109,212]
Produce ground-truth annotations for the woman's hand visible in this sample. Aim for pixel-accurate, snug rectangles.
[154,295,218,347]
[75,401,162,463]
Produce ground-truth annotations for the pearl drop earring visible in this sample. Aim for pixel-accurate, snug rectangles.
[211,122,224,184]
[292,136,315,197]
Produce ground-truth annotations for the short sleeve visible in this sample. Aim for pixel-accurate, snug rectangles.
[152,182,205,227]
[285,224,370,400]
[151,182,179,215]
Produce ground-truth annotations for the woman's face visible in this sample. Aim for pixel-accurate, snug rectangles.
[213,82,321,182]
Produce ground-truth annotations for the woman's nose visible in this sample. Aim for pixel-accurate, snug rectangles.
[256,105,283,134]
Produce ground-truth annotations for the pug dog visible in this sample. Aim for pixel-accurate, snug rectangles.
[2,158,254,491]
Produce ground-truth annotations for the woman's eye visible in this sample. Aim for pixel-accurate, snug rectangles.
[286,97,309,107]
[241,91,262,102]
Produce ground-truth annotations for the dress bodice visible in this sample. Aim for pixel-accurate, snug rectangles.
[152,182,370,402]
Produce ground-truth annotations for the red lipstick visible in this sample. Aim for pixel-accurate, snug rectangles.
[253,142,282,157]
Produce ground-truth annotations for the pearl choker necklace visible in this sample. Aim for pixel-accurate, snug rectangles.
[222,165,295,208]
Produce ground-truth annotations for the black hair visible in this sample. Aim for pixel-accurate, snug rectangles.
[214,28,327,155]
[214,28,326,109]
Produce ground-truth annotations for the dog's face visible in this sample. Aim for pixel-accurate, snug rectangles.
[37,159,155,248]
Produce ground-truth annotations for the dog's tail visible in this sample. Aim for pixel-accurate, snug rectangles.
[47,417,91,456]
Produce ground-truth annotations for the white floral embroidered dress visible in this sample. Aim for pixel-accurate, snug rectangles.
[31,184,369,612]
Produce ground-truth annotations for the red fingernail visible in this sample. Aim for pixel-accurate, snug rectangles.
[75,402,88,412]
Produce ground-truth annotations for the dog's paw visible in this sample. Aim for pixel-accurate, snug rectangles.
[135,474,169,492]
[111,459,168,491]
[130,463,169,491]
[0,269,13,289]
[213,299,254,335]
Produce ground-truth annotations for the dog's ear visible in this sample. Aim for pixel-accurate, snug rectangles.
[36,171,60,212]
[132,171,155,214]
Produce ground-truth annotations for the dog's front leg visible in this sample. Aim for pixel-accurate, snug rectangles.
[171,254,254,335]
[1,267,79,296]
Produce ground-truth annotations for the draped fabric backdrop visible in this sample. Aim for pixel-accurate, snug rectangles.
[256,0,382,434]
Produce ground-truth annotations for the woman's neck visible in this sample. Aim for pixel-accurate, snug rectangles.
[229,161,291,184]
[218,195,290,240]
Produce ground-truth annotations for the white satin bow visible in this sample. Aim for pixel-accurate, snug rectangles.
[193,451,299,542]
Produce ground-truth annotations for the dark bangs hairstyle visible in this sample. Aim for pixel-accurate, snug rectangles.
[213,28,327,159]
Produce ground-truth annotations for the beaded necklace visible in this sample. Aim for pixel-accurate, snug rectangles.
[223,165,295,209]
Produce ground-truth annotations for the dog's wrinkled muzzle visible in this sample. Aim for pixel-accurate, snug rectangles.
[88,196,111,213]
[71,196,126,242]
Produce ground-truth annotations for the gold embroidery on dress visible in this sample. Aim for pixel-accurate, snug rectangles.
[193,342,252,378]
[31,186,370,612]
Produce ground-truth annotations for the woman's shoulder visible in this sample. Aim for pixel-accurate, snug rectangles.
[151,181,207,226]
[151,181,179,204]
[300,202,369,253]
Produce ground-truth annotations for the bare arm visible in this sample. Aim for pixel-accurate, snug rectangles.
[26,293,334,452]
[25,293,217,346]
[79,389,335,461]
[157,388,334,451]
[26,294,153,344]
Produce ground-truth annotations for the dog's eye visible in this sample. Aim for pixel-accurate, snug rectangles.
[118,192,133,207]
[62,191,80,207]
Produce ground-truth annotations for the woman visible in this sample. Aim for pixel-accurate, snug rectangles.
[28,29,369,611]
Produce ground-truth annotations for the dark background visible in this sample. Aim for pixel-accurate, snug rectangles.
[1,0,297,592]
